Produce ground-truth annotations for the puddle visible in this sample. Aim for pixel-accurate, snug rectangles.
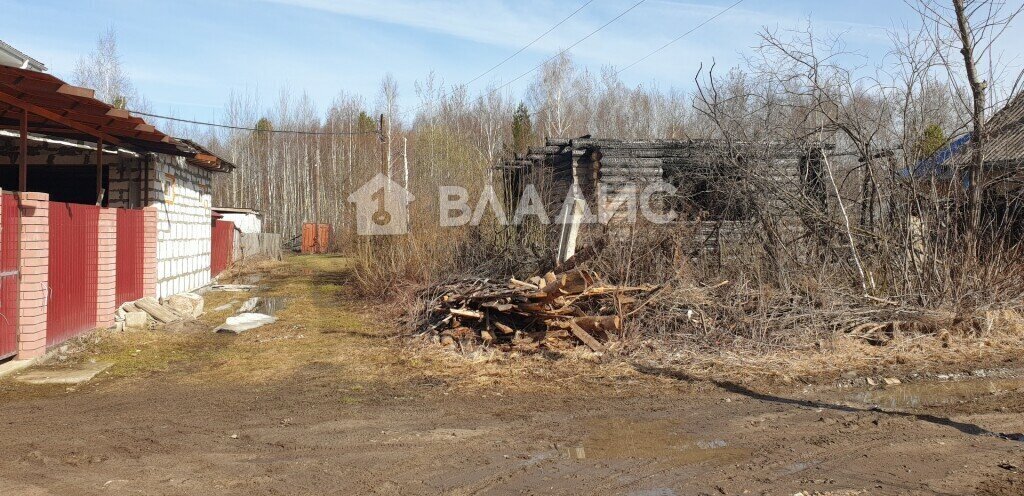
[573,419,747,465]
[237,296,289,316]
[253,297,288,316]
[844,378,1024,410]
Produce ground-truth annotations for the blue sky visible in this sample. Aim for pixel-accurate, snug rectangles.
[2,0,1021,123]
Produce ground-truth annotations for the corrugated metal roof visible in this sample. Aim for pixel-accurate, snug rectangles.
[0,39,46,72]
[949,92,1024,168]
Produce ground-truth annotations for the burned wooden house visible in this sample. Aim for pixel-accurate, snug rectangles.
[503,137,830,258]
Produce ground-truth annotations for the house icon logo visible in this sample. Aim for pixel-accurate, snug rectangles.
[347,173,415,235]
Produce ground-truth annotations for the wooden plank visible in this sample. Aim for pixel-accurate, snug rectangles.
[567,320,606,352]
[56,83,95,99]
[450,308,484,319]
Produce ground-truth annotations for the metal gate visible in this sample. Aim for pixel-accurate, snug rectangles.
[115,208,145,305]
[0,193,19,359]
[301,223,330,254]
[211,220,234,276]
[47,202,99,347]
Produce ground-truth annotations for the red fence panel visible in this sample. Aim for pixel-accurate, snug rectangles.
[115,208,146,305]
[211,220,234,276]
[0,194,19,359]
[47,202,99,347]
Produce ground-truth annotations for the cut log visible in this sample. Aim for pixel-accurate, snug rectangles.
[542,272,557,288]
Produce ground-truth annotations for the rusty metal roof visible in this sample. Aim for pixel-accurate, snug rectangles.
[0,64,231,171]
[178,138,235,172]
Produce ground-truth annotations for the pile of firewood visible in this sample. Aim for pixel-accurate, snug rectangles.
[419,269,657,352]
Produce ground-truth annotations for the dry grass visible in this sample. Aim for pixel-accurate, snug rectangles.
[1,254,663,400]
[11,253,1021,403]
[636,321,1024,386]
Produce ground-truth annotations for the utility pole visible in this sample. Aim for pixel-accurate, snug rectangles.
[371,113,391,232]
[95,138,104,205]
[379,113,387,180]
[402,136,409,190]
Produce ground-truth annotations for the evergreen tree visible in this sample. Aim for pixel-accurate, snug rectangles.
[915,124,946,159]
[511,102,533,154]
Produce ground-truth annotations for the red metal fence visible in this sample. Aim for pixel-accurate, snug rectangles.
[115,208,145,305]
[211,220,234,276]
[47,202,99,347]
[0,194,19,359]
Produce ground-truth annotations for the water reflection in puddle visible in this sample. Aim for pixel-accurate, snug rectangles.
[254,297,288,316]
[846,378,1024,409]
[568,419,748,464]
[236,296,289,316]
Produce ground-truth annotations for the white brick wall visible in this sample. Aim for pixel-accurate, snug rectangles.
[152,155,213,298]
[110,154,214,298]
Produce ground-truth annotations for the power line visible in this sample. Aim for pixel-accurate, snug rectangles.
[402,0,646,118]
[523,0,746,118]
[615,0,746,75]
[129,0,740,130]
[126,110,381,136]
[127,1,597,133]
[493,0,648,93]
[462,0,596,89]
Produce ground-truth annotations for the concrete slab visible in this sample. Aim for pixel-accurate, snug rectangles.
[216,313,277,334]
[15,361,113,385]
[0,358,36,379]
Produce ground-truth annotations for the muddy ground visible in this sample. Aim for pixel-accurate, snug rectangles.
[0,255,1022,495]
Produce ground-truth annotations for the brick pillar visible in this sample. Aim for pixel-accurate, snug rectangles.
[16,192,48,359]
[142,206,157,298]
[95,208,117,328]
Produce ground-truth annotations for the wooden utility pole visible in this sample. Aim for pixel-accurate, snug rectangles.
[19,108,27,192]
[95,139,104,205]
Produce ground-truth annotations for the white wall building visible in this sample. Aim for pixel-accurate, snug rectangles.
[108,143,232,298]
[212,207,263,234]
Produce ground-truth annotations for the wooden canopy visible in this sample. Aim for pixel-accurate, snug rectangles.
[0,64,232,195]
[0,65,189,156]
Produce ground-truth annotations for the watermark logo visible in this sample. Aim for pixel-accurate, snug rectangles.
[348,176,678,235]
[347,173,415,235]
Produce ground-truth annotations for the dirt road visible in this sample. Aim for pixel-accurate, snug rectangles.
[0,256,1021,495]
